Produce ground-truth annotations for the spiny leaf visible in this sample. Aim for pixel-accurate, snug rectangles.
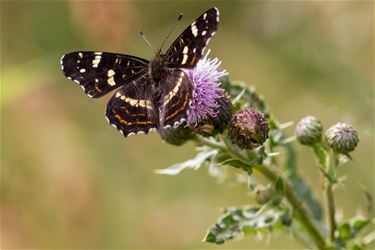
[155,147,218,175]
[203,206,291,244]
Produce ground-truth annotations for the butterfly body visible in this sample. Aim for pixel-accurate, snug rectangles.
[61,7,219,137]
[149,52,166,84]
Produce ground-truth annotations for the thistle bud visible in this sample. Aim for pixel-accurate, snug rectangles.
[295,116,323,145]
[159,125,195,146]
[325,123,359,154]
[228,108,269,149]
[196,95,233,136]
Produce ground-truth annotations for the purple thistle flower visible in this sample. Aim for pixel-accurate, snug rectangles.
[184,51,228,126]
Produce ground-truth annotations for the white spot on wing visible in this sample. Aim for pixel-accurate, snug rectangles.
[163,74,184,106]
[205,38,211,45]
[107,69,115,77]
[214,7,220,22]
[92,55,101,68]
[60,55,65,70]
[191,23,198,37]
[181,54,188,64]
[201,30,207,36]
[78,52,83,58]
[120,95,152,109]
[107,77,116,86]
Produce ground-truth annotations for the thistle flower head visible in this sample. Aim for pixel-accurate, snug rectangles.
[159,125,195,146]
[295,116,323,146]
[325,123,359,154]
[228,108,269,149]
[184,51,228,126]
[195,94,233,136]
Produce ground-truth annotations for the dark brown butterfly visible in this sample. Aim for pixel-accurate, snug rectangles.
[61,7,219,137]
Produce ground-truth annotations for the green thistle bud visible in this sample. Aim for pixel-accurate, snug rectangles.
[255,186,275,205]
[159,125,195,146]
[325,123,359,154]
[295,116,323,145]
[196,95,233,136]
[228,108,269,149]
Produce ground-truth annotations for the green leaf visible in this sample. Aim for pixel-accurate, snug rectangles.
[352,217,370,235]
[281,140,323,221]
[350,244,364,250]
[338,223,352,240]
[203,206,291,244]
[155,147,218,175]
[337,217,371,244]
[222,80,269,115]
[275,177,285,196]
[219,158,247,169]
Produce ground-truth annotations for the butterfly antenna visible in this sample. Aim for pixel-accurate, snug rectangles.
[160,13,183,52]
[139,30,156,52]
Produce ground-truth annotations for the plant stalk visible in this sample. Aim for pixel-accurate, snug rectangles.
[324,153,337,242]
[253,164,327,250]
[194,135,327,250]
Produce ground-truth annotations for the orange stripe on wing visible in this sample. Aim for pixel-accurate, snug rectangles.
[165,92,189,121]
[113,109,153,125]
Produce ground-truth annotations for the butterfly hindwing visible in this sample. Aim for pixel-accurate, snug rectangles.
[166,7,219,68]
[159,69,192,128]
[62,7,221,138]
[105,76,157,137]
[61,51,149,98]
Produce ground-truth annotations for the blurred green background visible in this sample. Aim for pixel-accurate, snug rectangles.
[1,1,373,249]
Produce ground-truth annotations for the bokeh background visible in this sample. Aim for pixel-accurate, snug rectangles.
[1,1,373,249]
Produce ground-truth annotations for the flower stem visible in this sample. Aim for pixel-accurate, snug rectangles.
[252,164,327,250]
[194,135,327,249]
[192,135,226,151]
[324,153,337,243]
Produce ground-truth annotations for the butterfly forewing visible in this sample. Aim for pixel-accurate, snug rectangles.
[105,76,157,137]
[166,7,219,68]
[159,69,192,128]
[62,7,220,138]
[61,51,149,98]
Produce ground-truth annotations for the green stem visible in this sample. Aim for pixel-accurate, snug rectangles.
[326,182,336,242]
[194,135,327,250]
[193,135,226,151]
[324,153,337,243]
[253,164,327,250]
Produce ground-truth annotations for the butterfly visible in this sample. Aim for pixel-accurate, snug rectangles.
[61,7,219,137]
